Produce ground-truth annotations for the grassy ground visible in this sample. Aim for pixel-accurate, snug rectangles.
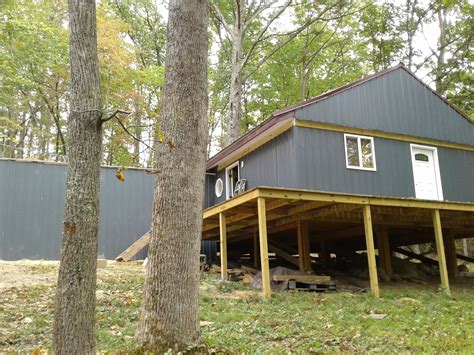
[0,261,473,353]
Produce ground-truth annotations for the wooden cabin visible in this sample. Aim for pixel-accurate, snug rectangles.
[202,64,474,298]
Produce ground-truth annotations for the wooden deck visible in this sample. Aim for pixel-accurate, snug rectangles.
[202,187,474,299]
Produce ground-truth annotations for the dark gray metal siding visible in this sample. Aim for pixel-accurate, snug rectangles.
[0,159,153,260]
[98,168,153,260]
[241,128,296,189]
[295,68,474,146]
[208,129,297,206]
[438,148,474,203]
[294,127,416,198]
[293,126,474,203]
[204,174,216,208]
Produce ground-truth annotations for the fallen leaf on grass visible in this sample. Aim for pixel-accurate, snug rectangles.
[341,292,356,297]
[314,297,327,305]
[200,321,214,327]
[397,297,421,304]
[369,311,387,320]
[324,323,333,329]
[110,324,122,336]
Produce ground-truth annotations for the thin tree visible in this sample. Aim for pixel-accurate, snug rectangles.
[53,0,103,353]
[135,0,208,351]
[210,0,291,144]
[210,0,348,144]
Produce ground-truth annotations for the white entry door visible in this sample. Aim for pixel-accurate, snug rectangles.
[410,145,443,200]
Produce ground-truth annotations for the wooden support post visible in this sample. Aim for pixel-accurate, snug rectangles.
[432,209,450,294]
[319,240,329,267]
[377,228,393,277]
[363,205,380,298]
[219,213,227,281]
[375,232,384,267]
[297,220,312,272]
[258,197,271,299]
[444,232,459,278]
[297,221,304,271]
[462,238,468,257]
[253,231,259,268]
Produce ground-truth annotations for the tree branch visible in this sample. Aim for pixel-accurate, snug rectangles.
[209,2,234,39]
[115,115,154,151]
[240,0,291,72]
[241,1,347,83]
[101,109,131,123]
[242,0,278,32]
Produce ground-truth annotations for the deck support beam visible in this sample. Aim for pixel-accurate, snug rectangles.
[444,232,459,278]
[363,205,380,298]
[258,197,271,299]
[319,240,329,267]
[219,213,227,281]
[377,228,393,278]
[432,209,450,294]
[253,231,260,268]
[297,220,312,272]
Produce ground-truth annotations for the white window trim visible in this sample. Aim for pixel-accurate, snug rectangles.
[410,144,444,201]
[344,133,377,171]
[225,161,240,200]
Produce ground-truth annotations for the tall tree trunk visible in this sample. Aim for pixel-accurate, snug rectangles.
[135,0,208,351]
[25,102,39,158]
[405,0,416,70]
[300,28,309,102]
[435,6,447,94]
[13,112,27,159]
[53,0,102,353]
[133,106,142,164]
[227,29,243,145]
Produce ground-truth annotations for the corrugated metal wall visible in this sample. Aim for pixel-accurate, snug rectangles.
[241,129,296,190]
[293,127,474,203]
[294,127,415,198]
[0,159,154,260]
[295,68,474,146]
[208,129,296,207]
[205,126,474,205]
[437,148,474,203]
[204,173,216,209]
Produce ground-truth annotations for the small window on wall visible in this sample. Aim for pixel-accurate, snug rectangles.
[215,178,223,198]
[344,134,376,171]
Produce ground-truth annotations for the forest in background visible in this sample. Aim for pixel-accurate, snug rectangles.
[1,0,472,167]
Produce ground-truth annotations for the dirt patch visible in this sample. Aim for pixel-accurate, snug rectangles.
[0,260,146,290]
[0,260,59,290]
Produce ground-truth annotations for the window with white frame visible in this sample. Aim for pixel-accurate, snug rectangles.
[344,134,376,171]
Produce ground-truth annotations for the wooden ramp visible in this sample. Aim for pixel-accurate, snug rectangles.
[115,232,150,261]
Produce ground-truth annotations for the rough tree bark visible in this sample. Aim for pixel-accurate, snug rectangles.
[53,0,103,353]
[135,0,208,352]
